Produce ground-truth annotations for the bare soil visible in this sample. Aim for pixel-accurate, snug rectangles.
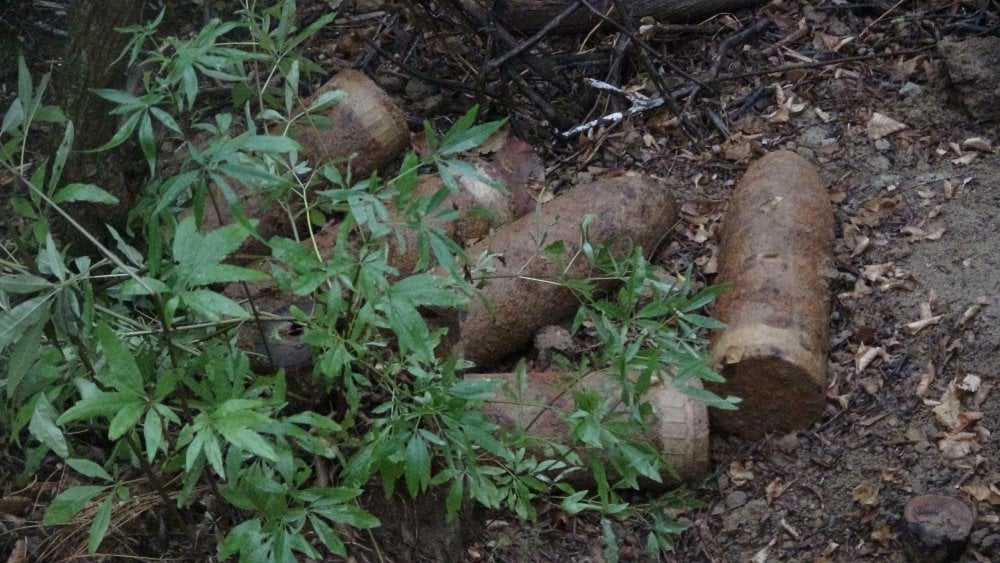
[1,0,998,561]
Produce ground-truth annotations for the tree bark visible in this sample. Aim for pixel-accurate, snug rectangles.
[484,0,770,34]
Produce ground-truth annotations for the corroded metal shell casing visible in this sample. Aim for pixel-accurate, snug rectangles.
[709,150,835,439]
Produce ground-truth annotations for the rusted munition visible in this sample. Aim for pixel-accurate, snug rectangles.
[708,150,835,439]
[202,69,410,255]
[458,174,676,366]
[290,69,409,181]
[232,138,547,376]
[901,494,975,563]
[466,370,710,485]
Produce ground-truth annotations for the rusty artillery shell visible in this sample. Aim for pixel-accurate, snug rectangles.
[291,69,409,181]
[466,370,709,486]
[708,150,835,439]
[457,174,677,367]
[203,69,409,257]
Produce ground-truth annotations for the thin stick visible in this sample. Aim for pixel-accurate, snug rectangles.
[485,2,581,72]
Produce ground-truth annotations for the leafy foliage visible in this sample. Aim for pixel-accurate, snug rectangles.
[0,2,734,561]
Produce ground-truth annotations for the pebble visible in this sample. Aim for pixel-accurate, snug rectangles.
[899,82,922,97]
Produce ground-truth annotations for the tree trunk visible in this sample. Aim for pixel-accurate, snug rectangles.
[52,0,146,249]
[483,0,770,34]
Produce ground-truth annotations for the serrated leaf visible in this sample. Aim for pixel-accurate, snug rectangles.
[309,515,346,557]
[66,458,114,483]
[6,321,43,398]
[150,106,181,134]
[403,434,430,498]
[445,478,464,519]
[181,289,250,321]
[172,218,267,287]
[52,183,120,204]
[29,393,68,458]
[95,322,143,394]
[42,485,107,525]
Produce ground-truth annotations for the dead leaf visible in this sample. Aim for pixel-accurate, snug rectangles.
[766,477,794,503]
[855,344,887,373]
[904,315,943,335]
[960,137,993,152]
[728,460,755,485]
[852,483,880,506]
[938,432,980,459]
[867,112,907,139]
[915,362,935,397]
[932,381,961,430]
[960,481,1000,504]
[871,522,896,546]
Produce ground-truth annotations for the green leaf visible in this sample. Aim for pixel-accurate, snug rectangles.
[1,97,24,135]
[150,106,182,134]
[143,409,163,464]
[243,134,301,154]
[219,427,278,463]
[676,383,740,410]
[678,313,725,329]
[66,459,114,483]
[305,89,345,114]
[48,120,73,190]
[108,400,145,440]
[153,170,199,214]
[138,111,156,174]
[92,88,143,106]
[0,272,53,293]
[181,289,250,321]
[89,111,141,152]
[447,379,496,401]
[438,114,507,156]
[388,274,465,308]
[403,433,430,498]
[42,485,107,525]
[95,322,143,394]
[52,183,120,204]
[39,235,66,281]
[309,515,346,557]
[29,393,69,458]
[58,392,136,424]
[172,217,267,287]
[16,56,32,107]
[5,321,44,398]
[445,477,464,519]
[88,495,114,554]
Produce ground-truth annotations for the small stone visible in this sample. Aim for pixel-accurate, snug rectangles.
[874,138,892,151]
[777,432,800,453]
[899,82,923,97]
[724,490,749,509]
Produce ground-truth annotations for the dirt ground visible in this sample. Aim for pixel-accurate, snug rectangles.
[2,0,998,561]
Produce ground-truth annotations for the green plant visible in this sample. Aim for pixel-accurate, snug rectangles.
[0,2,735,561]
